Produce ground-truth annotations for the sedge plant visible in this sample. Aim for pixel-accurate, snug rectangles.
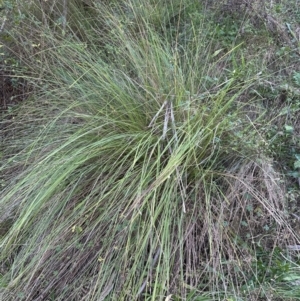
[0,0,298,300]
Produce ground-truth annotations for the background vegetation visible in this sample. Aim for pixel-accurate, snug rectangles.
[0,0,300,300]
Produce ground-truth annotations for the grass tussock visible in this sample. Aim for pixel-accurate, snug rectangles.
[1,0,300,300]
